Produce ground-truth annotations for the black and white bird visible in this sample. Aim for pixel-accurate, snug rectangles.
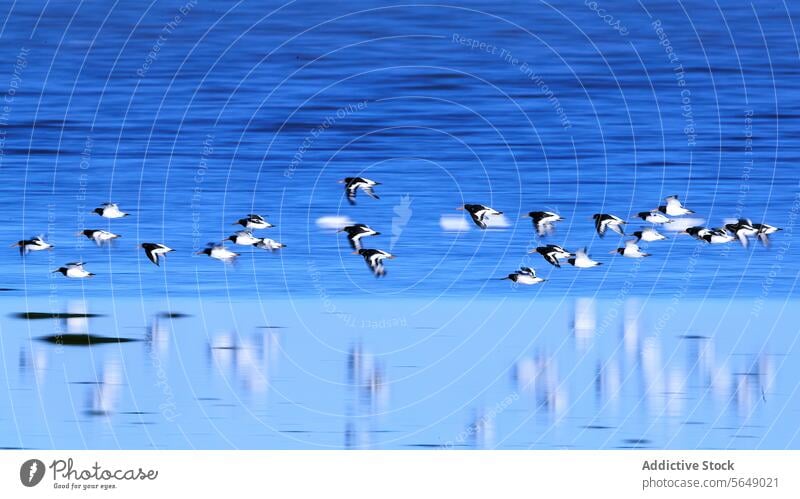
[684,226,710,240]
[501,266,545,285]
[636,211,671,224]
[686,226,732,244]
[338,224,380,250]
[632,228,667,242]
[233,214,273,230]
[227,231,261,246]
[52,262,94,278]
[527,211,563,236]
[93,203,129,218]
[592,213,626,237]
[724,219,758,247]
[702,228,735,244]
[531,244,573,268]
[612,240,651,258]
[355,249,394,277]
[753,223,781,246]
[255,238,286,251]
[339,177,380,205]
[11,235,53,255]
[78,229,121,245]
[140,243,174,266]
[567,247,602,268]
[657,195,694,216]
[196,244,239,262]
[459,204,503,229]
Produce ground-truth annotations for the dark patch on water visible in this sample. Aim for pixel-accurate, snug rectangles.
[85,410,111,417]
[583,425,615,430]
[405,443,442,448]
[622,438,651,446]
[13,312,103,320]
[38,334,139,346]
[158,312,191,318]
[680,334,709,340]
[257,325,286,329]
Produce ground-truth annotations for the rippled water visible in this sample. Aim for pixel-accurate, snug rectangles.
[0,1,798,449]
[3,296,797,449]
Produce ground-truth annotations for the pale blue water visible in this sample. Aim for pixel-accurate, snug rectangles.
[0,1,798,449]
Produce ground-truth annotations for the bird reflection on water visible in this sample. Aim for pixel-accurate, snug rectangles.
[3,295,793,449]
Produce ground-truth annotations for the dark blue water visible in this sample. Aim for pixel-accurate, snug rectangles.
[0,0,797,297]
[0,1,799,449]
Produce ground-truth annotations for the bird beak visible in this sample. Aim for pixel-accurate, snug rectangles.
[527,249,537,254]
[455,206,464,211]
[388,255,396,259]
[608,250,617,254]
[195,251,203,255]
[351,251,359,255]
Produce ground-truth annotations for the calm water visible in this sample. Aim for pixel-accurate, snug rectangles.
[0,1,798,449]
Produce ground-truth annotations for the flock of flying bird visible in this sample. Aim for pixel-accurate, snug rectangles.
[11,176,783,283]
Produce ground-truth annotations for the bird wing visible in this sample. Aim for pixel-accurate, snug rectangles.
[666,197,681,211]
[469,212,487,229]
[608,222,625,236]
[594,217,606,236]
[540,250,560,267]
[346,184,358,205]
[144,247,160,266]
[362,186,380,200]
[736,230,749,247]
